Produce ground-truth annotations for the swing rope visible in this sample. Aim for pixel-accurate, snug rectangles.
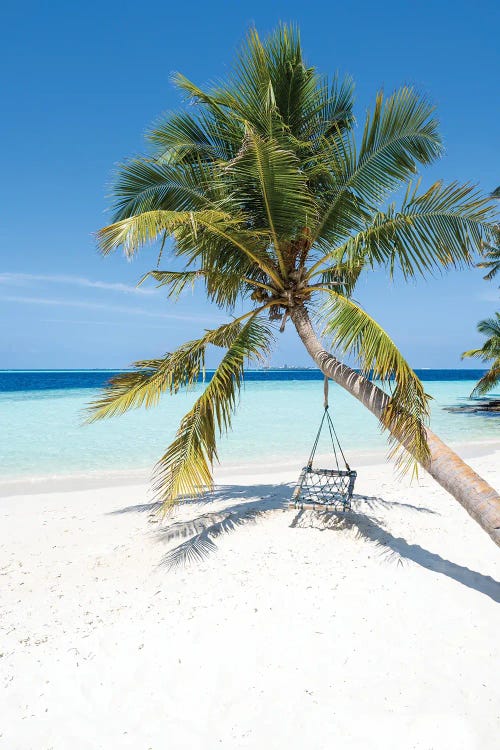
[291,376,357,510]
[306,377,350,471]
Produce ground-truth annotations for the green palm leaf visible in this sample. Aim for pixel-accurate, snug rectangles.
[468,367,500,397]
[148,110,242,164]
[86,313,268,423]
[310,180,494,280]
[139,269,203,298]
[314,87,443,246]
[478,226,500,282]
[225,125,315,272]
[110,159,221,221]
[98,209,225,257]
[140,267,263,309]
[152,316,274,508]
[462,313,500,396]
[97,209,281,287]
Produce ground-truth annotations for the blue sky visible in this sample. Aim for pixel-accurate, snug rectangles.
[1,0,498,369]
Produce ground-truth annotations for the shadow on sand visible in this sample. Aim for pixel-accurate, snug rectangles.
[291,507,500,603]
[110,483,500,603]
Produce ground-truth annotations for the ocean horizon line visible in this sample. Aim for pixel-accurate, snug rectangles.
[0,367,490,373]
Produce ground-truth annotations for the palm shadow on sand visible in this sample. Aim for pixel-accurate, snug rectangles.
[110,484,500,603]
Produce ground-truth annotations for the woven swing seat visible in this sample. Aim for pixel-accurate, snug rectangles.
[291,377,357,511]
[292,464,357,510]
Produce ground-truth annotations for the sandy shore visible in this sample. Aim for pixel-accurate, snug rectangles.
[1,452,499,749]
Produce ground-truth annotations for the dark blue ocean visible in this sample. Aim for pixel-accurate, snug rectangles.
[0,368,491,393]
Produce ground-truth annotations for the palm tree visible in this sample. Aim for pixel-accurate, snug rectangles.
[462,314,500,395]
[478,187,500,282]
[89,25,500,546]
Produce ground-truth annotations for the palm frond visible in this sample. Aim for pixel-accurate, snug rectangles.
[299,74,355,142]
[480,256,500,282]
[314,86,443,246]
[310,180,495,280]
[169,24,354,151]
[172,72,231,114]
[97,209,226,257]
[477,313,500,340]
[152,317,274,509]
[225,125,315,271]
[97,209,281,287]
[109,159,220,221]
[461,347,490,361]
[469,367,500,397]
[139,269,204,298]
[322,292,431,473]
[478,226,500,282]
[147,109,242,164]
[86,313,267,422]
[462,314,500,359]
[317,261,364,297]
[140,267,259,309]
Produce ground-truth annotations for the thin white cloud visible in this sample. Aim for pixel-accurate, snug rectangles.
[39,318,179,329]
[0,294,218,324]
[0,272,155,295]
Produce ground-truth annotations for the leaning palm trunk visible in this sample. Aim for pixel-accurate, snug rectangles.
[291,305,500,547]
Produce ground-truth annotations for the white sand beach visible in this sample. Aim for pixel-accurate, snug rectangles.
[1,451,500,750]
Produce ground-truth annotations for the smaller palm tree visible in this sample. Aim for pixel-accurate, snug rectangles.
[478,186,500,282]
[479,227,500,282]
[462,313,500,395]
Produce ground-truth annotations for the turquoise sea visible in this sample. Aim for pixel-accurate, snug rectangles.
[0,370,498,483]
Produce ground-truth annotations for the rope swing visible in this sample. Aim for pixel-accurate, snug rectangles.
[291,376,357,511]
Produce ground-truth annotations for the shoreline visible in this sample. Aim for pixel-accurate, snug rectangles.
[1,437,499,498]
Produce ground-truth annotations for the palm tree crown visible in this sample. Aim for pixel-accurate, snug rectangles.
[90,24,495,510]
[462,313,500,396]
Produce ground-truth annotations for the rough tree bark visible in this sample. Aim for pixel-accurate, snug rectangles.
[290,304,500,547]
